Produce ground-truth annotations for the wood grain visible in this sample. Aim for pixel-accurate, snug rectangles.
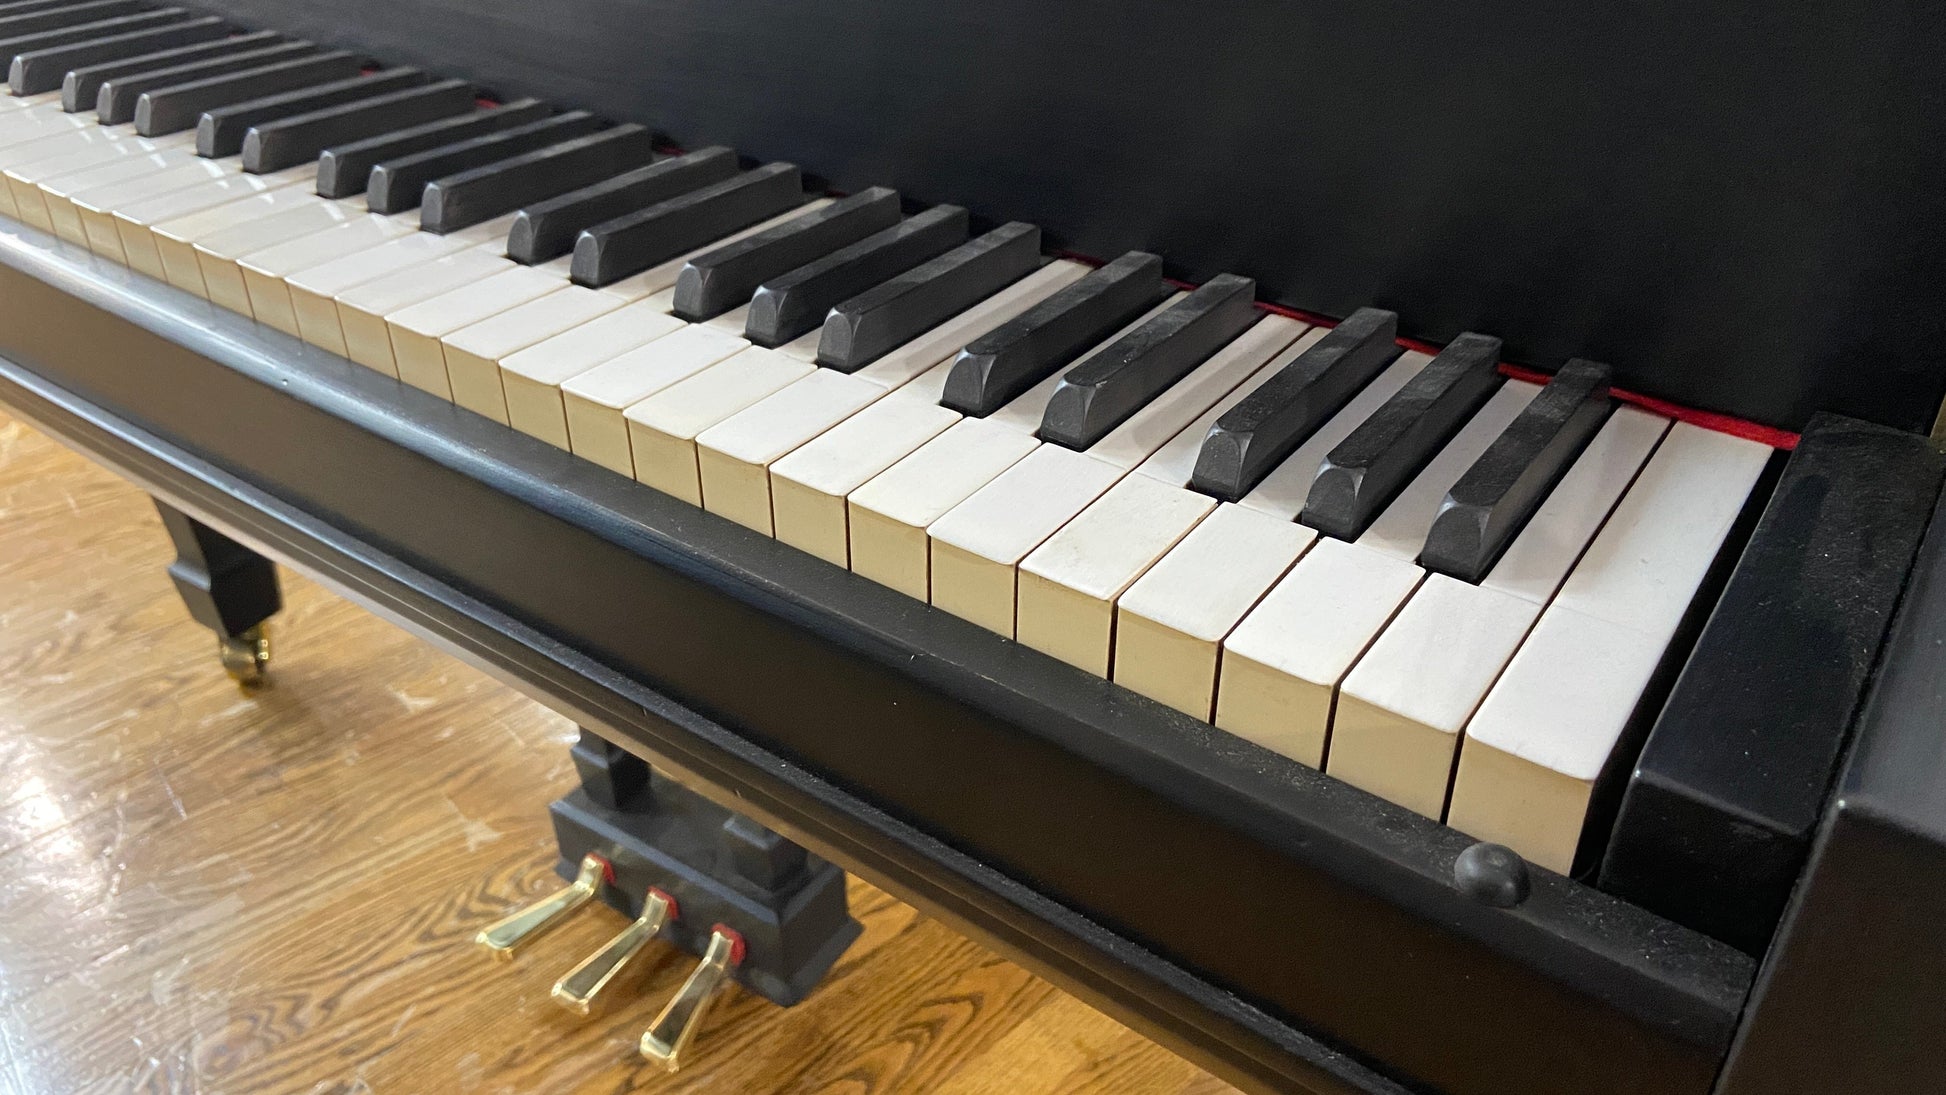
[0,411,1234,1095]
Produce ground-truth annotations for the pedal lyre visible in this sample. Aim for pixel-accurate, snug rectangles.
[475,853,609,960]
[640,925,744,1072]
[551,887,677,1016]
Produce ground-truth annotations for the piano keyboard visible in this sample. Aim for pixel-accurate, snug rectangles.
[0,10,1779,876]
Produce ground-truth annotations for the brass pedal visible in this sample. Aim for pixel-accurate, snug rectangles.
[475,853,610,960]
[639,925,745,1072]
[550,887,677,1016]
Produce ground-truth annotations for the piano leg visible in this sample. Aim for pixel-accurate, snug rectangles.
[153,499,281,686]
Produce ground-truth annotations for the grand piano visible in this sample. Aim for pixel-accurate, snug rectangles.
[0,1,1942,1091]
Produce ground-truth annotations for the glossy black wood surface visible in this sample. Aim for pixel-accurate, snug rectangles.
[176,0,1946,433]
[0,221,1750,1095]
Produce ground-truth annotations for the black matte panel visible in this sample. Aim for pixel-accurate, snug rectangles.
[744,205,968,348]
[1302,332,1503,542]
[418,122,656,234]
[8,13,224,94]
[672,185,900,322]
[1419,359,1611,583]
[1040,273,1258,450]
[1602,415,1946,955]
[195,66,426,157]
[0,7,191,60]
[240,77,472,173]
[61,28,280,112]
[939,252,1165,417]
[313,98,548,199]
[364,109,601,214]
[1191,308,1401,502]
[569,162,803,288]
[818,221,1042,373]
[127,48,356,132]
[508,145,737,265]
[0,0,143,36]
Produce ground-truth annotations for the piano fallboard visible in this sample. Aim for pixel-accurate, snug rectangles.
[0,215,1752,1095]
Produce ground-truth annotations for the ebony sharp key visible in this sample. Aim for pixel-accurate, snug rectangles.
[314,98,549,199]
[570,162,804,288]
[1190,306,1402,501]
[1039,274,1259,450]
[1419,358,1614,583]
[9,13,224,94]
[364,110,603,214]
[670,186,902,322]
[818,221,1044,372]
[196,67,430,158]
[939,251,1165,417]
[418,123,658,233]
[1301,332,1504,541]
[0,0,145,37]
[62,28,283,112]
[129,49,360,134]
[0,8,196,61]
[240,78,474,174]
[508,145,738,265]
[745,204,970,348]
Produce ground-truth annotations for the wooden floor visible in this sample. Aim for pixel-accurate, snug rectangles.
[0,411,1234,1095]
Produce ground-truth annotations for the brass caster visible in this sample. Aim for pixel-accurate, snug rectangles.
[219,624,271,687]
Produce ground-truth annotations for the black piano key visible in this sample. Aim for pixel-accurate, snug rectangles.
[0,0,112,16]
[61,27,281,112]
[1038,274,1258,450]
[1418,358,1613,582]
[0,8,193,61]
[1300,331,1503,541]
[1601,415,1944,956]
[196,67,429,158]
[939,251,1165,417]
[816,226,1044,377]
[1189,306,1401,502]
[744,204,969,348]
[0,0,144,37]
[569,162,804,288]
[240,78,474,174]
[314,98,548,199]
[128,49,358,133]
[419,123,657,234]
[364,110,602,214]
[671,186,902,322]
[817,222,1044,372]
[9,13,223,94]
[508,145,738,265]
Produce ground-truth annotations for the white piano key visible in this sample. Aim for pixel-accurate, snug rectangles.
[1356,380,1539,558]
[237,215,418,333]
[500,299,687,448]
[1448,423,1773,873]
[558,325,749,475]
[928,445,1126,634]
[1323,408,1671,817]
[1131,326,1331,488]
[0,92,62,114]
[69,157,233,259]
[284,231,477,355]
[4,129,191,231]
[1086,315,1310,469]
[441,288,627,423]
[35,145,197,243]
[770,381,961,568]
[623,346,816,504]
[695,368,886,534]
[1231,350,1430,517]
[112,167,313,280]
[148,185,328,297]
[194,203,383,316]
[334,247,514,375]
[847,417,1041,600]
[1112,502,1317,720]
[1016,473,1216,675]
[595,199,835,302]
[383,266,565,397]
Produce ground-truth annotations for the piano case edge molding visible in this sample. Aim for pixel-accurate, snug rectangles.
[0,224,1751,1095]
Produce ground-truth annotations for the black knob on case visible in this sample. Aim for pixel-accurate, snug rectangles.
[1453,842,1531,907]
